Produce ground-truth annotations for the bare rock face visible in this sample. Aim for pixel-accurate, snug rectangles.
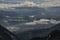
[30,37,47,40]
[47,30,60,40]
[47,23,60,40]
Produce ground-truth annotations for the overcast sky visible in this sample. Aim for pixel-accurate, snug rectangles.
[0,0,60,3]
[0,0,60,8]
[0,0,43,4]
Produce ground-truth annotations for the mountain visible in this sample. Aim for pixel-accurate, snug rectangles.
[50,23,60,30]
[0,7,45,16]
[0,6,60,18]
[14,23,60,40]
[46,6,60,14]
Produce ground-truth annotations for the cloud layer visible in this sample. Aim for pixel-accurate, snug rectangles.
[0,0,60,8]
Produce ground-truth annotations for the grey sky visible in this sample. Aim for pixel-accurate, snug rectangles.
[0,0,43,4]
[0,0,60,4]
[0,0,60,8]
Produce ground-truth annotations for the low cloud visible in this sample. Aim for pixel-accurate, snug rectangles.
[25,19,60,25]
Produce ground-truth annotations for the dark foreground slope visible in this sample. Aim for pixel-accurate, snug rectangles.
[13,23,60,40]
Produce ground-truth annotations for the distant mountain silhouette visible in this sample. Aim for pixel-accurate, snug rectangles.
[49,23,60,30]
[0,6,60,18]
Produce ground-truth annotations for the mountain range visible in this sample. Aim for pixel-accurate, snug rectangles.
[0,6,60,19]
